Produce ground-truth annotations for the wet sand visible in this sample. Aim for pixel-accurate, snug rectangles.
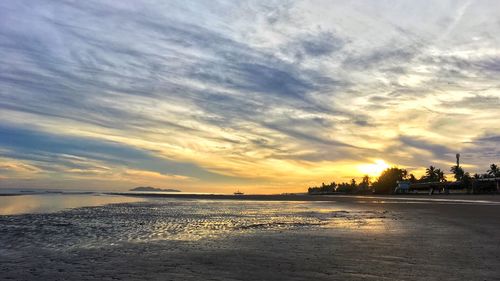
[1,195,499,280]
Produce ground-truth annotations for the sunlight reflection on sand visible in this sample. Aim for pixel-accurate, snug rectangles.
[0,199,401,249]
[0,194,144,215]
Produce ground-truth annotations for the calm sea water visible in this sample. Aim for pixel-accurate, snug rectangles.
[0,194,144,215]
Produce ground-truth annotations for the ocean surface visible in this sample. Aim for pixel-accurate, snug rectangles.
[0,189,229,216]
[0,194,145,215]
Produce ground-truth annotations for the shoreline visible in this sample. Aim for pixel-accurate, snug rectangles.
[108,192,500,203]
[2,191,498,202]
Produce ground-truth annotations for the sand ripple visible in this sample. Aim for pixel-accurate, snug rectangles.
[0,199,389,250]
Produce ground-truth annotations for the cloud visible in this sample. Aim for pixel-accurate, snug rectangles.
[0,125,232,182]
[398,135,453,157]
[440,94,500,109]
[0,0,499,192]
[477,135,500,143]
[342,47,417,70]
[282,31,345,61]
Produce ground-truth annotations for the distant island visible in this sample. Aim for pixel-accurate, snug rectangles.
[129,186,181,192]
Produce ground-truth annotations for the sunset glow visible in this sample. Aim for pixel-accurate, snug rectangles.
[357,160,390,177]
[0,1,499,194]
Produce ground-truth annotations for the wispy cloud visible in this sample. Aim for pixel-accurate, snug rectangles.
[0,0,499,192]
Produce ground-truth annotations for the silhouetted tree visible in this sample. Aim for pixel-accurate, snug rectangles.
[308,181,337,194]
[420,166,446,182]
[360,175,370,188]
[354,175,371,194]
[425,166,437,181]
[350,178,356,187]
[372,167,409,194]
[330,182,337,190]
[487,164,500,177]
[450,165,465,181]
[408,174,417,183]
[435,168,446,182]
[462,172,472,193]
[307,159,496,195]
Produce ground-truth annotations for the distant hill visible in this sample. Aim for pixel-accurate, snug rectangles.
[129,186,181,192]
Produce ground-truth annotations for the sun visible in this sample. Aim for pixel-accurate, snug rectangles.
[357,160,390,177]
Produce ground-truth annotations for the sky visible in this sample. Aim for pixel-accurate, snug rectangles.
[1,0,499,193]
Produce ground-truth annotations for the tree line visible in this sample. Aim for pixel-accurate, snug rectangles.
[308,163,500,194]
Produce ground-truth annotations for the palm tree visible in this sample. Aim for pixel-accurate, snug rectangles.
[426,166,437,181]
[350,178,357,187]
[435,168,446,182]
[362,175,370,185]
[463,172,472,192]
[487,164,499,177]
[450,165,464,181]
[408,174,417,183]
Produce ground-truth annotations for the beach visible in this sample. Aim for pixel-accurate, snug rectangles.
[1,194,499,280]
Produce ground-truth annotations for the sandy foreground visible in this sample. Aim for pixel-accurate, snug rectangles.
[1,195,499,281]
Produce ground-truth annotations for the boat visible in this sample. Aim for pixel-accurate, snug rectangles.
[233,190,244,195]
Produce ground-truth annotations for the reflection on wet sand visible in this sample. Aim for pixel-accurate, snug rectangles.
[0,194,144,215]
[1,197,499,280]
[0,199,398,250]
[317,209,397,233]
